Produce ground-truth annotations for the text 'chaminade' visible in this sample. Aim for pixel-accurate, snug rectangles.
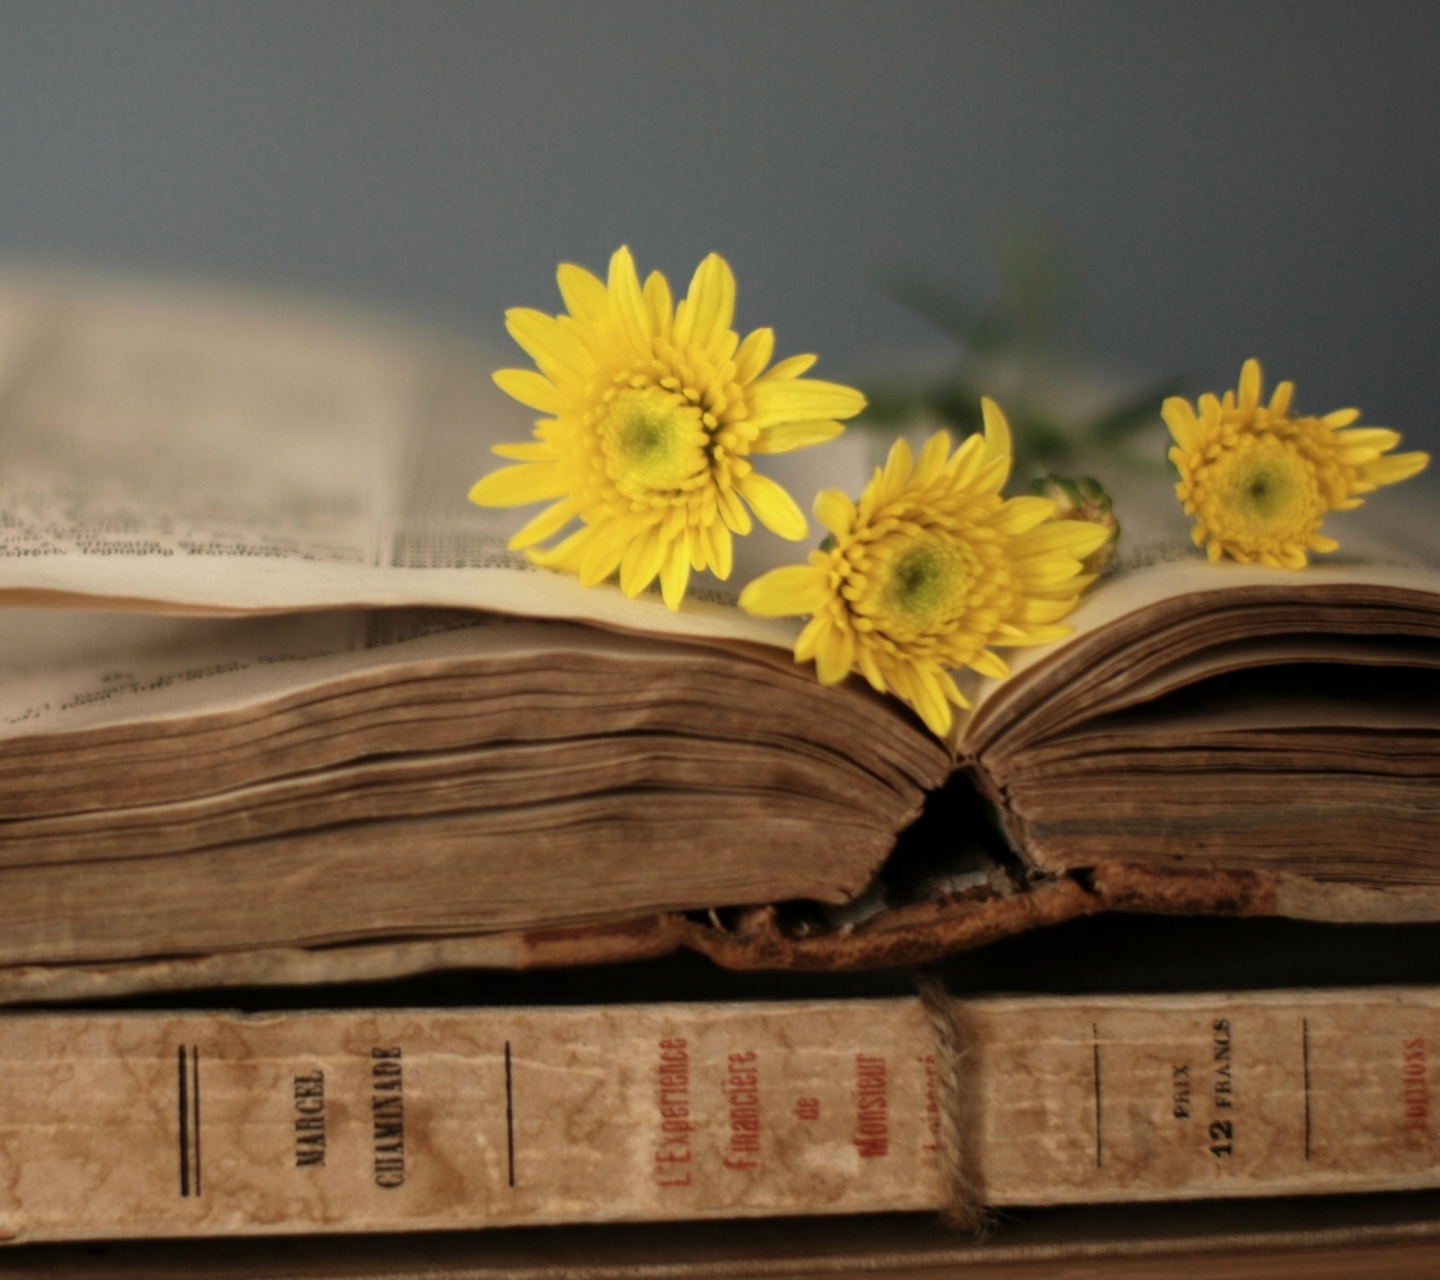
[372,1047,405,1188]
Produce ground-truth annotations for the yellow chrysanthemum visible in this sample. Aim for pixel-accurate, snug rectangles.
[470,246,866,609]
[1164,359,1430,568]
[739,399,1108,737]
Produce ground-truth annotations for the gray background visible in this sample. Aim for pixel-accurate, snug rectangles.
[0,1,1436,451]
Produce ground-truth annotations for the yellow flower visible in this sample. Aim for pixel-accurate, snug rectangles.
[739,400,1108,737]
[1164,359,1429,568]
[470,247,866,609]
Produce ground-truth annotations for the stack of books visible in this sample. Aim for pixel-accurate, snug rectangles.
[1,272,1437,1276]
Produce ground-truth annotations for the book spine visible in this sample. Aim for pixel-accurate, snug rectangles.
[0,989,1437,1242]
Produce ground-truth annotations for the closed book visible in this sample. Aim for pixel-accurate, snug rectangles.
[0,986,1438,1243]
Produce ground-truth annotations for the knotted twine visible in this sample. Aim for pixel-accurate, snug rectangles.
[913,971,991,1233]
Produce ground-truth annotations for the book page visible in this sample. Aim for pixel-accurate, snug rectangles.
[0,605,941,815]
[3,272,1434,724]
[0,606,821,748]
[0,275,407,576]
[0,272,798,650]
[953,468,1440,743]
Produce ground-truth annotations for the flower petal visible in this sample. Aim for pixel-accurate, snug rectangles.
[707,327,739,365]
[660,534,692,610]
[856,645,888,694]
[527,525,592,572]
[579,517,637,586]
[469,463,568,507]
[750,419,846,454]
[739,565,832,617]
[987,495,1055,537]
[966,648,1010,679]
[703,518,734,580]
[674,253,734,348]
[556,264,609,323]
[1008,518,1109,560]
[619,523,668,597]
[1024,572,1096,601]
[643,270,674,342]
[813,488,856,538]
[934,667,970,711]
[979,394,1013,478]
[748,379,866,429]
[907,667,953,737]
[1010,624,1074,646]
[508,497,582,550]
[1013,595,1078,625]
[733,328,775,384]
[493,369,568,415]
[607,246,652,351]
[877,436,914,504]
[1362,450,1430,487]
[1010,555,1086,587]
[716,484,753,536]
[794,614,827,662]
[944,432,986,487]
[912,431,952,486]
[1161,396,1202,451]
[1238,358,1262,411]
[814,621,855,685]
[490,441,553,462]
[1335,427,1402,457]
[738,472,808,540]
[505,308,597,384]
[759,353,818,381]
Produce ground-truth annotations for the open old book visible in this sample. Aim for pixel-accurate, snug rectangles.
[0,273,1437,1001]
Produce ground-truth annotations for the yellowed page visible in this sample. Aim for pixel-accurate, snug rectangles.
[2,272,1433,715]
[952,470,1440,745]
[0,272,803,648]
[0,609,613,743]
[0,608,865,767]
[0,987,1437,1242]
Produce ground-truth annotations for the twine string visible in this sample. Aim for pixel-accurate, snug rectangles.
[913,971,989,1233]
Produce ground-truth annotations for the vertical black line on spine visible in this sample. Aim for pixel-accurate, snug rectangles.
[192,1045,202,1196]
[505,1040,515,1188]
[1092,1022,1103,1168]
[177,1045,190,1197]
[1303,1018,1313,1161]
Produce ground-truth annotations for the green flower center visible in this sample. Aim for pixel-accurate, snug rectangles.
[1240,464,1287,516]
[1211,438,1318,538]
[600,388,708,495]
[883,537,974,633]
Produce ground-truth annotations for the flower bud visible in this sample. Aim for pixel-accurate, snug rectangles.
[1031,474,1120,574]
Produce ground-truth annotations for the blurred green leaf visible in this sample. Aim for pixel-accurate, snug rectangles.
[993,221,1073,355]
[883,271,988,348]
[862,223,1183,491]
